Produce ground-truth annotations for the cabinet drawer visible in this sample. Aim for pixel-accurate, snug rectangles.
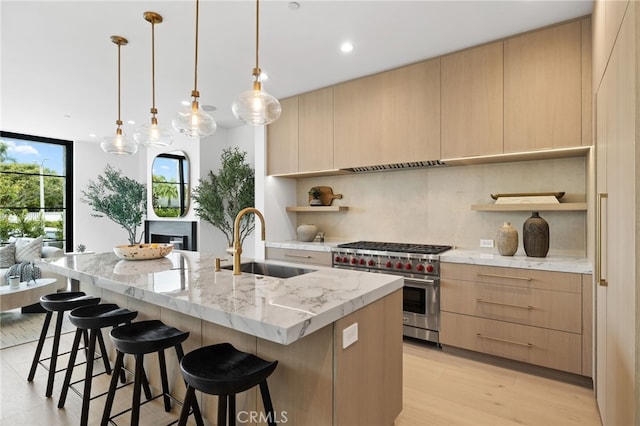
[441,262,581,293]
[441,279,581,333]
[441,312,582,374]
[266,248,332,267]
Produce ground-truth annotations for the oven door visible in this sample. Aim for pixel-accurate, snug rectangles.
[402,277,439,343]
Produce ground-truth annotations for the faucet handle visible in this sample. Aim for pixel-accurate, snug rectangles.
[215,257,229,272]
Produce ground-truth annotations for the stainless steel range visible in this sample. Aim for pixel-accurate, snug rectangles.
[331,241,452,344]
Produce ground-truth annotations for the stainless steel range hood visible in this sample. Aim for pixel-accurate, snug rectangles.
[341,160,448,173]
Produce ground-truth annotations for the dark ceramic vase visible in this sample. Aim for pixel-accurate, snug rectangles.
[523,212,549,257]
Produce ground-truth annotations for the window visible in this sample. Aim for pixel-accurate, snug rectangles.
[151,151,189,217]
[0,131,73,251]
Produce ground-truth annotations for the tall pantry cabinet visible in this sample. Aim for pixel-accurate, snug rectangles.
[592,1,638,425]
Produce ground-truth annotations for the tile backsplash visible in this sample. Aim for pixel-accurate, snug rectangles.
[295,157,586,256]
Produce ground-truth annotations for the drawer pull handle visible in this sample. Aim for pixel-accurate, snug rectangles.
[284,254,312,259]
[476,298,533,310]
[476,333,533,348]
[477,273,532,281]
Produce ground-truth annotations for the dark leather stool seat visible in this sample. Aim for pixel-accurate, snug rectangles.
[58,304,139,426]
[28,291,101,397]
[101,320,203,426]
[178,343,278,426]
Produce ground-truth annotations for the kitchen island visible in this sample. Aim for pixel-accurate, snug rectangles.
[40,251,403,425]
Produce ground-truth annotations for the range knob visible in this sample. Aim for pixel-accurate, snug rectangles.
[359,258,366,265]
[368,259,376,266]
[416,264,425,272]
[405,263,412,270]
[351,258,357,265]
[385,260,392,268]
[334,255,341,263]
[342,257,348,263]
[395,262,403,269]
[426,264,434,273]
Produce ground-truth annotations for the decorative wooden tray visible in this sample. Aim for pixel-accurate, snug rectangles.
[308,186,343,206]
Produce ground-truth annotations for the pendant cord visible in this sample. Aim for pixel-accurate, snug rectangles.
[255,0,260,72]
[117,41,122,128]
[151,20,156,115]
[193,0,200,95]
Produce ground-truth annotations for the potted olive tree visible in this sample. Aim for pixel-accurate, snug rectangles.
[192,147,255,248]
[82,165,147,245]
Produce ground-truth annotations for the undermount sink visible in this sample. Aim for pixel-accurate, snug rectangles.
[221,262,315,278]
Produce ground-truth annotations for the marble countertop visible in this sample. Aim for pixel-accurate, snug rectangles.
[441,249,592,274]
[38,251,402,345]
[266,240,345,252]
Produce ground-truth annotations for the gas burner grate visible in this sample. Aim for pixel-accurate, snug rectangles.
[337,241,452,255]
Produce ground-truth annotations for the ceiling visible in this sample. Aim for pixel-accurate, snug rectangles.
[1,0,593,144]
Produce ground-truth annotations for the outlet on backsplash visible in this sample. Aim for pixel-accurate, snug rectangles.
[480,239,495,248]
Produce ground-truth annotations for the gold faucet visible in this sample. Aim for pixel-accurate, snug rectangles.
[227,207,266,275]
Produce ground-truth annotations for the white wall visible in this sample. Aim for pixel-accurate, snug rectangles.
[284,157,588,257]
[73,140,147,253]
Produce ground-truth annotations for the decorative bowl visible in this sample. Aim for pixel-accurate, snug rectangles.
[113,243,173,260]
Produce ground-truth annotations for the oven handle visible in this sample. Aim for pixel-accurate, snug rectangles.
[404,277,438,286]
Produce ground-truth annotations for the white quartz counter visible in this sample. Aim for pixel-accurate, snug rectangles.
[266,240,344,252]
[39,251,402,345]
[441,249,592,274]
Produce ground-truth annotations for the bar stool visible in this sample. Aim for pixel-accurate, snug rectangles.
[101,319,203,426]
[57,303,139,426]
[27,291,101,397]
[177,343,278,426]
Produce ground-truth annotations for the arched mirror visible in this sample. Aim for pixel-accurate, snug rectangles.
[152,151,190,217]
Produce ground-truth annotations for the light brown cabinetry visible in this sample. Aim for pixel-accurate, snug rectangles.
[593,2,637,424]
[267,96,298,175]
[267,88,335,176]
[441,42,503,158]
[504,20,584,153]
[333,58,440,169]
[266,247,332,267]
[441,263,592,376]
[299,87,333,172]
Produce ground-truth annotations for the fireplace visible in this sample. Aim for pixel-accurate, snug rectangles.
[144,220,197,251]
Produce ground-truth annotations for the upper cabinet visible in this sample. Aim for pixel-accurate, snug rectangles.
[267,96,298,175]
[267,88,335,176]
[333,58,440,169]
[504,20,583,153]
[441,42,504,159]
[299,87,334,172]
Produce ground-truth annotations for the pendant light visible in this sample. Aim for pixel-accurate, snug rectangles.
[134,12,173,147]
[231,0,282,126]
[172,0,216,138]
[101,36,138,156]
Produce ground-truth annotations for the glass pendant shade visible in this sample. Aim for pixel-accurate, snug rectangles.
[134,120,173,147]
[172,101,217,138]
[101,130,138,156]
[232,84,282,126]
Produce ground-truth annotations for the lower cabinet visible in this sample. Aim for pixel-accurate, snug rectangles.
[266,247,332,267]
[441,263,592,376]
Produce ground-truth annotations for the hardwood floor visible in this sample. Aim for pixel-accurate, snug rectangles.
[0,331,602,425]
[397,340,601,426]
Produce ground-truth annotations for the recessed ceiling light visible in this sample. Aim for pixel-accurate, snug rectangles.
[127,120,135,125]
[202,105,217,112]
[288,2,300,11]
[340,41,354,53]
[63,114,71,118]
[181,100,190,106]
[89,133,96,138]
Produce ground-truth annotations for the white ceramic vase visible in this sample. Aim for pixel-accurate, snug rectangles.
[297,224,319,242]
